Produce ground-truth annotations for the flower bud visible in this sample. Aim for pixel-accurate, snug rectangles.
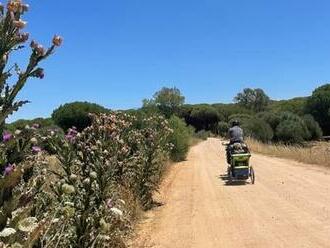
[32,68,44,79]
[30,40,38,49]
[13,20,27,29]
[7,1,18,12]
[30,137,38,144]
[35,45,45,56]
[99,218,110,232]
[69,174,78,181]
[18,32,29,42]
[21,3,28,12]
[52,35,63,47]
[83,178,90,186]
[90,171,97,179]
[2,54,8,63]
[61,184,75,194]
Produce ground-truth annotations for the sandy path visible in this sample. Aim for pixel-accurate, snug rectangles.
[130,138,330,248]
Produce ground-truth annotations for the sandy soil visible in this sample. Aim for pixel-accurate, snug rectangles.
[130,138,330,248]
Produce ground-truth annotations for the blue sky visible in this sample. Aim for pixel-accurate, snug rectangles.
[9,0,330,121]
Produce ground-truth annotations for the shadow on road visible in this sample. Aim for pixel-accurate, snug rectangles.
[218,174,248,186]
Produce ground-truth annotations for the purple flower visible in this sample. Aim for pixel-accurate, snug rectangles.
[4,164,15,176]
[32,123,40,129]
[65,127,78,142]
[32,146,42,153]
[3,131,12,142]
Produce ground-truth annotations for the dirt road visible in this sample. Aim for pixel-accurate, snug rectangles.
[131,138,330,248]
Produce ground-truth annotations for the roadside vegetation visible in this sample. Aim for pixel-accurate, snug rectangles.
[246,138,330,167]
[0,2,193,247]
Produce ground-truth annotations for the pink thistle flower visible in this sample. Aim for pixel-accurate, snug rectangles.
[32,146,42,153]
[3,131,12,142]
[4,164,16,176]
[32,123,40,129]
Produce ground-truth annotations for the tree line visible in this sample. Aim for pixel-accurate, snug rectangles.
[7,84,330,144]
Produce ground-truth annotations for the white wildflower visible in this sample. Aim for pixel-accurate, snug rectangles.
[18,217,38,232]
[11,243,23,248]
[30,137,38,144]
[61,184,75,194]
[110,207,123,216]
[0,227,16,237]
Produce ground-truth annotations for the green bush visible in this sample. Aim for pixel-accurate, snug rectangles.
[302,114,323,140]
[269,97,307,116]
[275,120,308,144]
[194,129,211,140]
[228,113,252,126]
[256,111,280,130]
[6,118,54,132]
[52,101,108,131]
[243,118,274,142]
[217,121,229,137]
[168,116,192,161]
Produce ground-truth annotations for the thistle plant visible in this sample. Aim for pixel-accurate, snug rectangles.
[41,112,172,247]
[0,0,62,133]
[0,0,61,246]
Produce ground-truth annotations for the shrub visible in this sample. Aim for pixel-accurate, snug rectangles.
[269,97,307,116]
[194,130,211,140]
[274,112,311,143]
[275,120,308,144]
[217,121,229,137]
[52,101,108,131]
[38,112,172,247]
[228,113,252,126]
[256,111,280,130]
[303,114,323,140]
[6,118,55,132]
[243,118,274,142]
[168,116,192,161]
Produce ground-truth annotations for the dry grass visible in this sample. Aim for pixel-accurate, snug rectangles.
[246,138,330,167]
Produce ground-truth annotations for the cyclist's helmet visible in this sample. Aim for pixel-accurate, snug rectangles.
[232,120,240,127]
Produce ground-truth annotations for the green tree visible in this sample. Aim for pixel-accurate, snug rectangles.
[306,84,330,135]
[302,114,323,140]
[144,87,185,117]
[52,101,108,131]
[234,88,270,112]
[189,105,220,131]
[269,97,307,115]
[256,111,280,130]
